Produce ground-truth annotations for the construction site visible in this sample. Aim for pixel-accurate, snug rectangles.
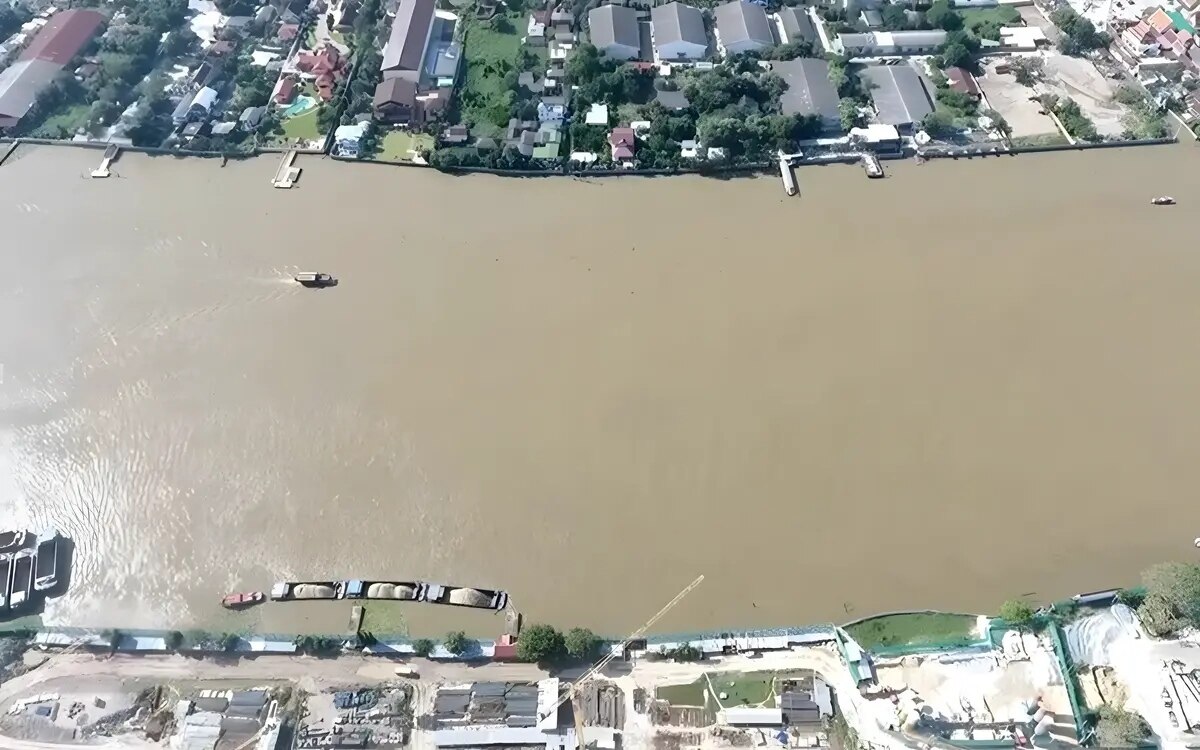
[298,685,415,750]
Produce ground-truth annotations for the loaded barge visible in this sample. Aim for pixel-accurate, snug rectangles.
[9,550,34,612]
[0,554,11,613]
[0,529,27,553]
[34,528,60,592]
[270,579,508,610]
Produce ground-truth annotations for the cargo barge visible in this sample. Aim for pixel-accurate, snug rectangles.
[270,579,509,610]
[8,550,34,612]
[33,528,60,592]
[0,554,12,613]
[0,530,26,553]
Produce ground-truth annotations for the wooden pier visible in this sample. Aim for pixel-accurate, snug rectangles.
[272,149,301,188]
[91,144,119,178]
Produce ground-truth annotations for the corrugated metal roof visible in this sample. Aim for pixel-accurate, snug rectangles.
[861,64,933,126]
[651,3,707,47]
[714,1,773,48]
[777,6,816,44]
[18,9,105,65]
[722,707,783,726]
[770,57,839,125]
[588,4,640,54]
[0,58,63,122]
[382,0,435,72]
[433,727,551,747]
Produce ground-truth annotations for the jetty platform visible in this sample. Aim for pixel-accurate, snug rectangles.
[272,150,300,188]
[90,144,119,178]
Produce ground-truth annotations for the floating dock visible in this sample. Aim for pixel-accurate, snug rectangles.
[779,157,797,196]
[91,144,119,178]
[272,150,301,188]
[348,605,364,634]
[270,579,510,611]
[861,153,883,179]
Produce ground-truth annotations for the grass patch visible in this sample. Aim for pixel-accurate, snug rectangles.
[280,107,322,141]
[710,672,776,707]
[1010,132,1070,146]
[845,612,978,651]
[459,14,523,130]
[360,603,408,636]
[656,679,708,707]
[28,103,90,139]
[377,130,435,160]
[959,5,1023,39]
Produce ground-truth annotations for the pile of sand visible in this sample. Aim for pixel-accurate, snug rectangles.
[293,584,336,600]
[1065,605,1140,667]
[448,588,492,607]
[367,583,417,600]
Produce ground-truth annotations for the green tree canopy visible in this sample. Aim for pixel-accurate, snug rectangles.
[444,630,470,655]
[564,628,600,659]
[412,638,436,656]
[999,599,1035,626]
[882,4,909,29]
[925,0,963,30]
[516,624,565,663]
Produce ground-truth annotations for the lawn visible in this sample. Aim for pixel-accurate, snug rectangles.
[845,612,978,651]
[377,130,435,161]
[459,14,523,131]
[657,671,783,710]
[28,103,90,139]
[280,107,322,141]
[959,5,1023,37]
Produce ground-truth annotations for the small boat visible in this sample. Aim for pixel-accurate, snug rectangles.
[0,554,12,613]
[221,591,265,609]
[295,272,337,288]
[1152,196,1175,205]
[9,549,35,612]
[33,528,60,592]
[0,530,27,553]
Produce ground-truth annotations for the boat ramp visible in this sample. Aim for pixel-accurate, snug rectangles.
[272,150,301,188]
[90,144,119,178]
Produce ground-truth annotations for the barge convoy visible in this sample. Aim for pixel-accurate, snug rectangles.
[0,528,67,618]
[270,579,509,610]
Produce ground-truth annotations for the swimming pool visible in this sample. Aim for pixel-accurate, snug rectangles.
[282,95,317,118]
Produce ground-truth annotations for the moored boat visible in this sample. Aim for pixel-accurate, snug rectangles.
[420,583,509,610]
[9,550,34,612]
[270,581,343,601]
[0,554,12,613]
[295,272,337,288]
[0,530,26,553]
[221,591,265,609]
[342,580,422,601]
[33,528,60,592]
[1151,196,1175,205]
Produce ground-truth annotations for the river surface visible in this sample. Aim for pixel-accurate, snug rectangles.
[2,143,1199,639]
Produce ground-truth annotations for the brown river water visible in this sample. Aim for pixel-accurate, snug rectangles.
[2,143,1199,639]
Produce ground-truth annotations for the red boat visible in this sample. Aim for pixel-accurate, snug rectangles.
[221,591,265,609]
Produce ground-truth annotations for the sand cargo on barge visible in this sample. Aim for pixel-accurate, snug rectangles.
[33,528,60,592]
[270,579,509,610]
[8,550,34,612]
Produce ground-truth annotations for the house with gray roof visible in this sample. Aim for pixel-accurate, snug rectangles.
[651,2,708,61]
[769,58,840,132]
[860,64,933,130]
[382,0,436,80]
[714,1,774,56]
[588,4,641,60]
[775,6,817,46]
[835,29,946,55]
[0,59,62,129]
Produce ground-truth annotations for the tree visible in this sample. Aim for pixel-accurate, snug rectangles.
[516,624,565,663]
[565,628,600,659]
[165,631,184,650]
[1009,56,1045,86]
[921,108,957,137]
[219,633,240,652]
[940,41,973,69]
[925,0,962,31]
[999,599,1035,626]
[982,108,1010,137]
[1051,7,1108,55]
[1095,705,1150,746]
[838,97,862,130]
[412,638,436,657]
[882,4,909,30]
[444,630,470,655]
[1138,562,1200,636]
[664,643,703,662]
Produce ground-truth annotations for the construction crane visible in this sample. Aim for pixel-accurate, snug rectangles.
[539,574,705,750]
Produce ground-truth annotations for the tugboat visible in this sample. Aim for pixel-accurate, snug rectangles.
[0,530,26,553]
[1152,196,1176,206]
[295,272,337,288]
[221,591,265,609]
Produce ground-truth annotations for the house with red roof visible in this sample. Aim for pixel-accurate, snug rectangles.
[274,76,298,105]
[608,126,635,164]
[296,44,348,101]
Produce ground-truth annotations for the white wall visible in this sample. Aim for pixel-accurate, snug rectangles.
[656,39,707,59]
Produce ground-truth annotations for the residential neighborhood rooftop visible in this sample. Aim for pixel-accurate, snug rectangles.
[382,0,436,74]
[714,0,774,51]
[770,57,840,126]
[860,64,934,127]
[589,4,641,57]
